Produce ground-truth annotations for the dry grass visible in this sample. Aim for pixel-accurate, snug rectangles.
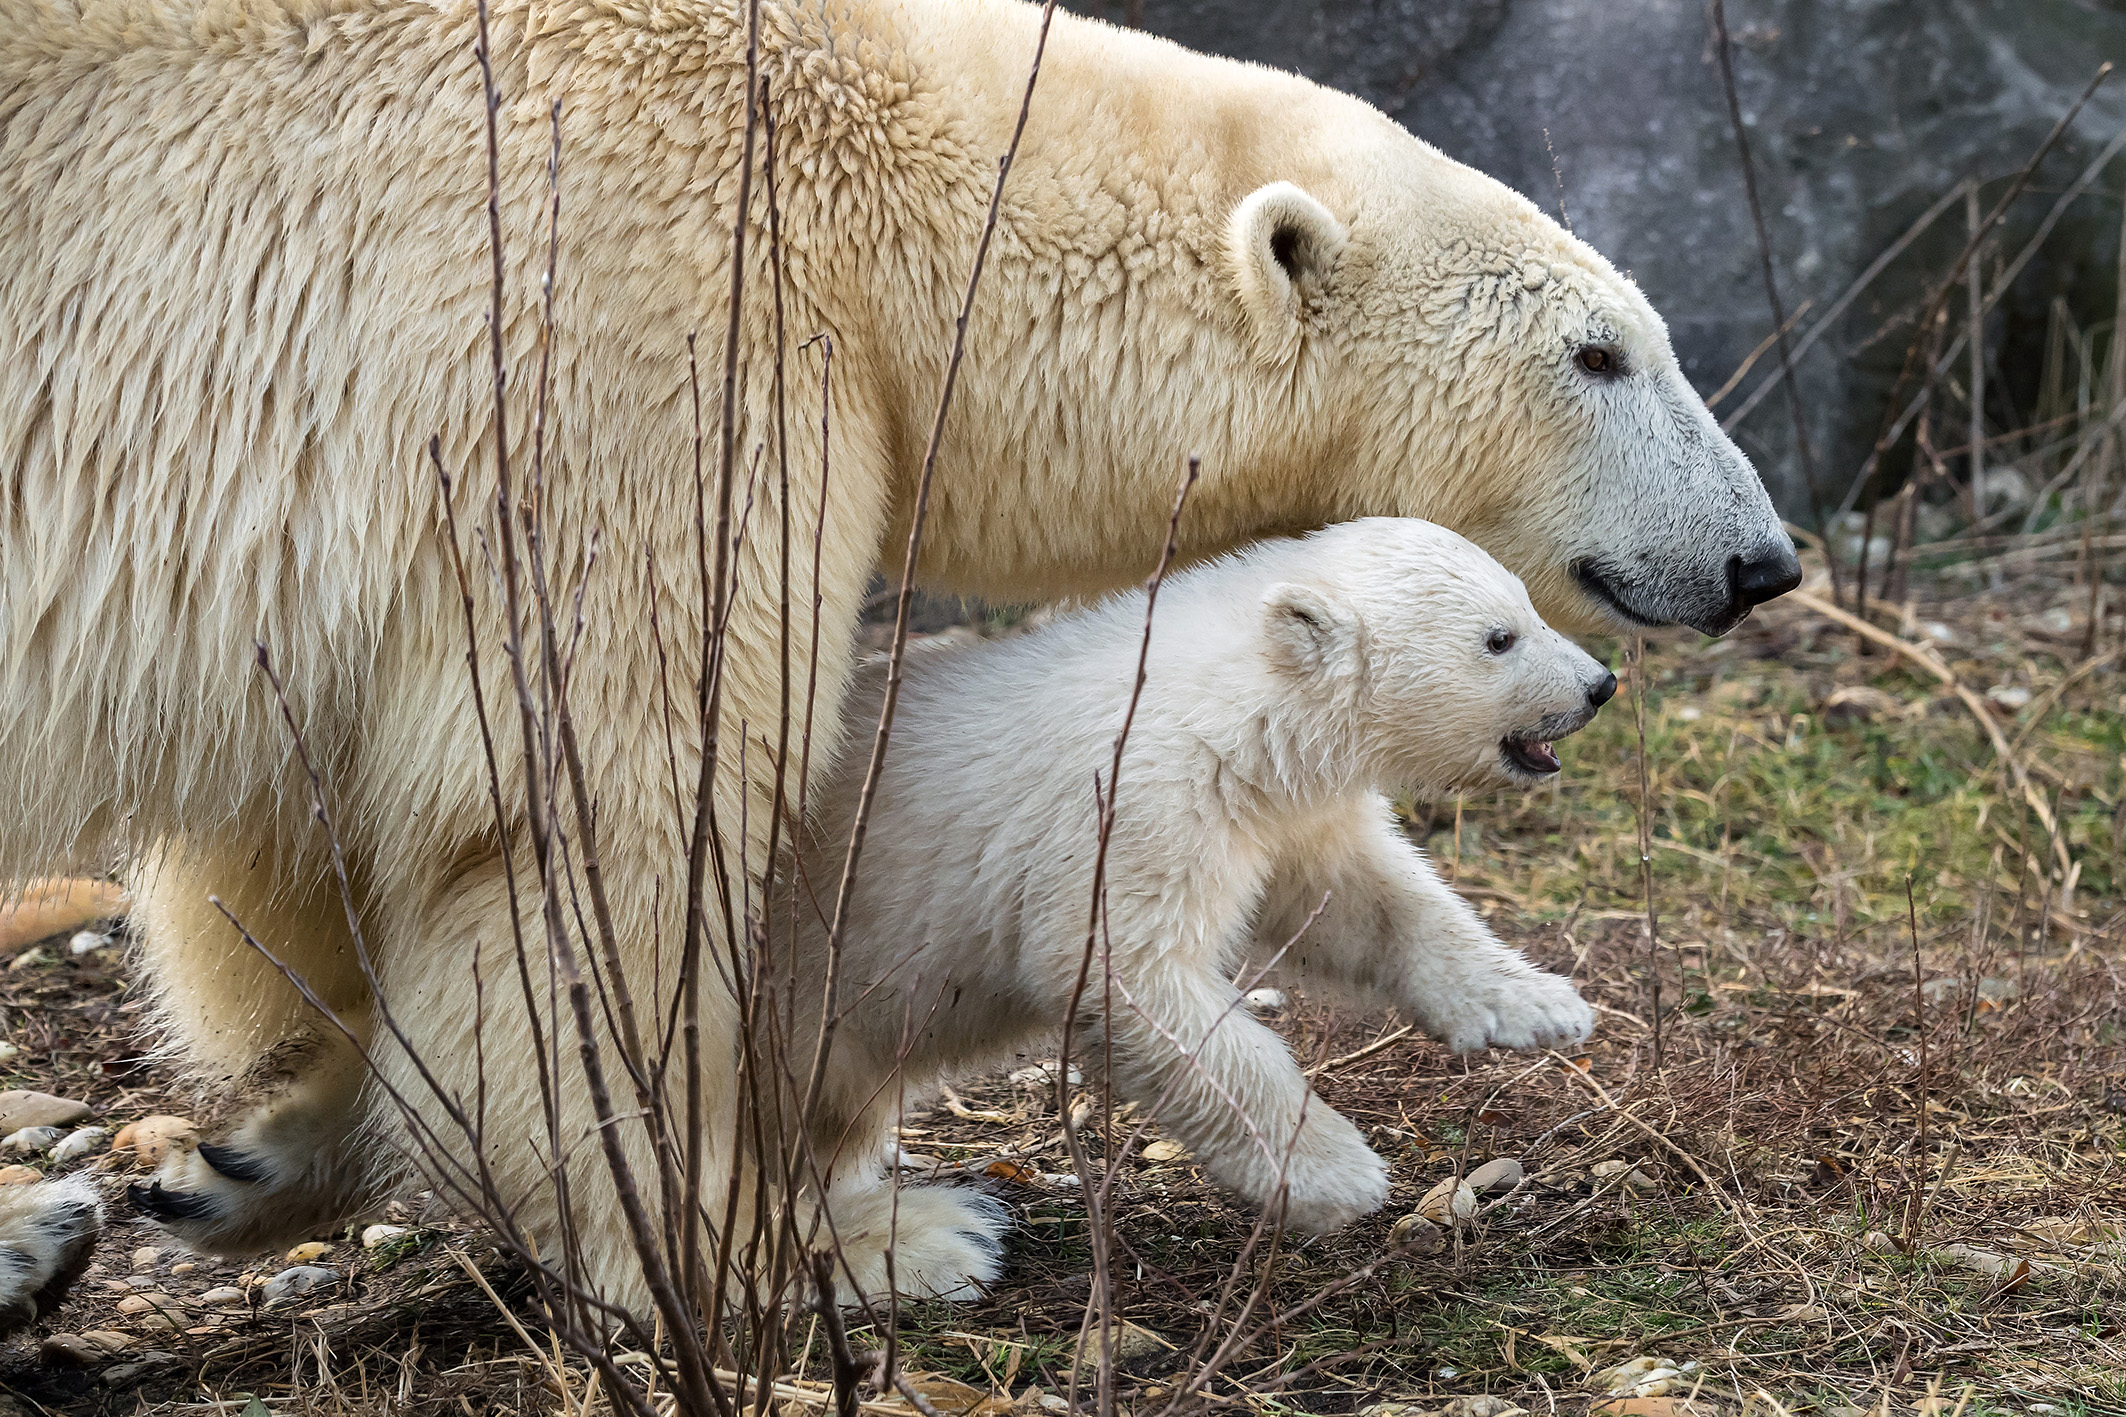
[4,544,2120,1416]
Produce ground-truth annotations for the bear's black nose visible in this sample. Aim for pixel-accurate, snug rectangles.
[1587,672,1617,709]
[1729,543,1803,608]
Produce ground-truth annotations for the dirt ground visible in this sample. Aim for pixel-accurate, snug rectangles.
[1,547,2121,1416]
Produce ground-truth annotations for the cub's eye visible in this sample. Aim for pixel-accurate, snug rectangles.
[1575,344,1621,377]
[1485,627,1516,655]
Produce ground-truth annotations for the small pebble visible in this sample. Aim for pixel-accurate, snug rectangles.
[1,1126,68,1155]
[78,1331,133,1354]
[40,1334,99,1367]
[1861,1229,1899,1254]
[0,1090,92,1132]
[1417,1178,1477,1225]
[261,1264,339,1307]
[115,1292,179,1316]
[68,930,111,956]
[361,1223,409,1249]
[1591,1159,1658,1191]
[199,1287,245,1307]
[1243,987,1287,1011]
[169,1262,196,1276]
[130,1247,161,1270]
[1593,1355,1686,1396]
[1986,684,2032,711]
[1443,1399,1523,1417]
[111,1116,196,1166]
[0,1041,18,1063]
[51,1126,111,1162]
[1465,1157,1523,1194]
[1007,1062,1082,1087]
[1387,1213,1445,1256]
[0,1163,41,1184]
[1938,1242,2012,1276]
[1139,1140,1187,1163]
[101,1353,179,1386]
[285,1241,333,1264]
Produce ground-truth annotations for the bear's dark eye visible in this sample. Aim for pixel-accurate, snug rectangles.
[1575,344,1621,377]
[1486,627,1516,655]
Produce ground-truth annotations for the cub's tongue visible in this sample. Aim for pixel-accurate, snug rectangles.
[1506,737,1560,774]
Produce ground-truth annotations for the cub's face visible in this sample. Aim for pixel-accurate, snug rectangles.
[1260,520,1615,794]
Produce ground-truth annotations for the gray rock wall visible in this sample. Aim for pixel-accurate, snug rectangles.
[1093,0,2126,520]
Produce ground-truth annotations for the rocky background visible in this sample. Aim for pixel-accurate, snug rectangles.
[1081,0,2126,522]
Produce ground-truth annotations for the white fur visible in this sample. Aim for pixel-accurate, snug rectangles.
[0,1175,103,1336]
[1,0,1783,1321]
[780,519,1602,1277]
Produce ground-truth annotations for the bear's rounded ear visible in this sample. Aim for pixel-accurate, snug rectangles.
[1262,581,1359,680]
[1226,182,1348,365]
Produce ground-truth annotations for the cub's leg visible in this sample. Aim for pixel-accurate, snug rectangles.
[809,1171,1006,1306]
[127,835,387,1252]
[798,1041,1007,1306]
[1088,911,1388,1234]
[0,1178,104,1336]
[1250,801,1593,1053]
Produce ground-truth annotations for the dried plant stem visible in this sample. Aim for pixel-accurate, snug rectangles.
[1708,0,1832,601]
[1786,589,2071,881]
[1966,186,1986,518]
[801,0,1058,1133]
[2081,166,2126,657]
[1629,635,1663,1070]
[1901,876,1929,1252]
[1844,63,2113,517]
[689,0,764,1335]
[1056,455,1200,1417]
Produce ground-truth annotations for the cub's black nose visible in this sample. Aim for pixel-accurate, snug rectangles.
[1730,543,1803,608]
[1588,671,1618,708]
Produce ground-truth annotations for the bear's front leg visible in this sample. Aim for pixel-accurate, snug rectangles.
[1252,801,1593,1054]
[1094,958,1388,1235]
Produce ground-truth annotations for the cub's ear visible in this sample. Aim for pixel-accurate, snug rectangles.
[1226,181,1348,365]
[1262,581,1359,679]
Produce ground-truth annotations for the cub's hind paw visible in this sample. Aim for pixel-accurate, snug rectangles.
[0,1175,105,1336]
[826,1182,1007,1305]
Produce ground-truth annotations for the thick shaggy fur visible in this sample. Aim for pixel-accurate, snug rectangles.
[0,0,1789,1319]
[0,1178,101,1332]
[788,519,1606,1300]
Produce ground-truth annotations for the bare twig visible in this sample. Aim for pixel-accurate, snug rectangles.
[1709,0,1832,598]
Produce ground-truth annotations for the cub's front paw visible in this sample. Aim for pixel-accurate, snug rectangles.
[1428,968,1593,1054]
[1236,1110,1390,1235]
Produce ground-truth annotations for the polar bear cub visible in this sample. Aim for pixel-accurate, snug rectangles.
[786,517,1611,1301]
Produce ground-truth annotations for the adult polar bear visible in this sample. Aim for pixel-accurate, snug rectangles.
[0,0,1798,1318]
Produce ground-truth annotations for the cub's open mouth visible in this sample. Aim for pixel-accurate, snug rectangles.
[1501,736,1561,775]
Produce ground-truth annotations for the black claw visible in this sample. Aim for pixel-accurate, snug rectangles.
[196,1141,273,1185]
[128,1181,218,1223]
